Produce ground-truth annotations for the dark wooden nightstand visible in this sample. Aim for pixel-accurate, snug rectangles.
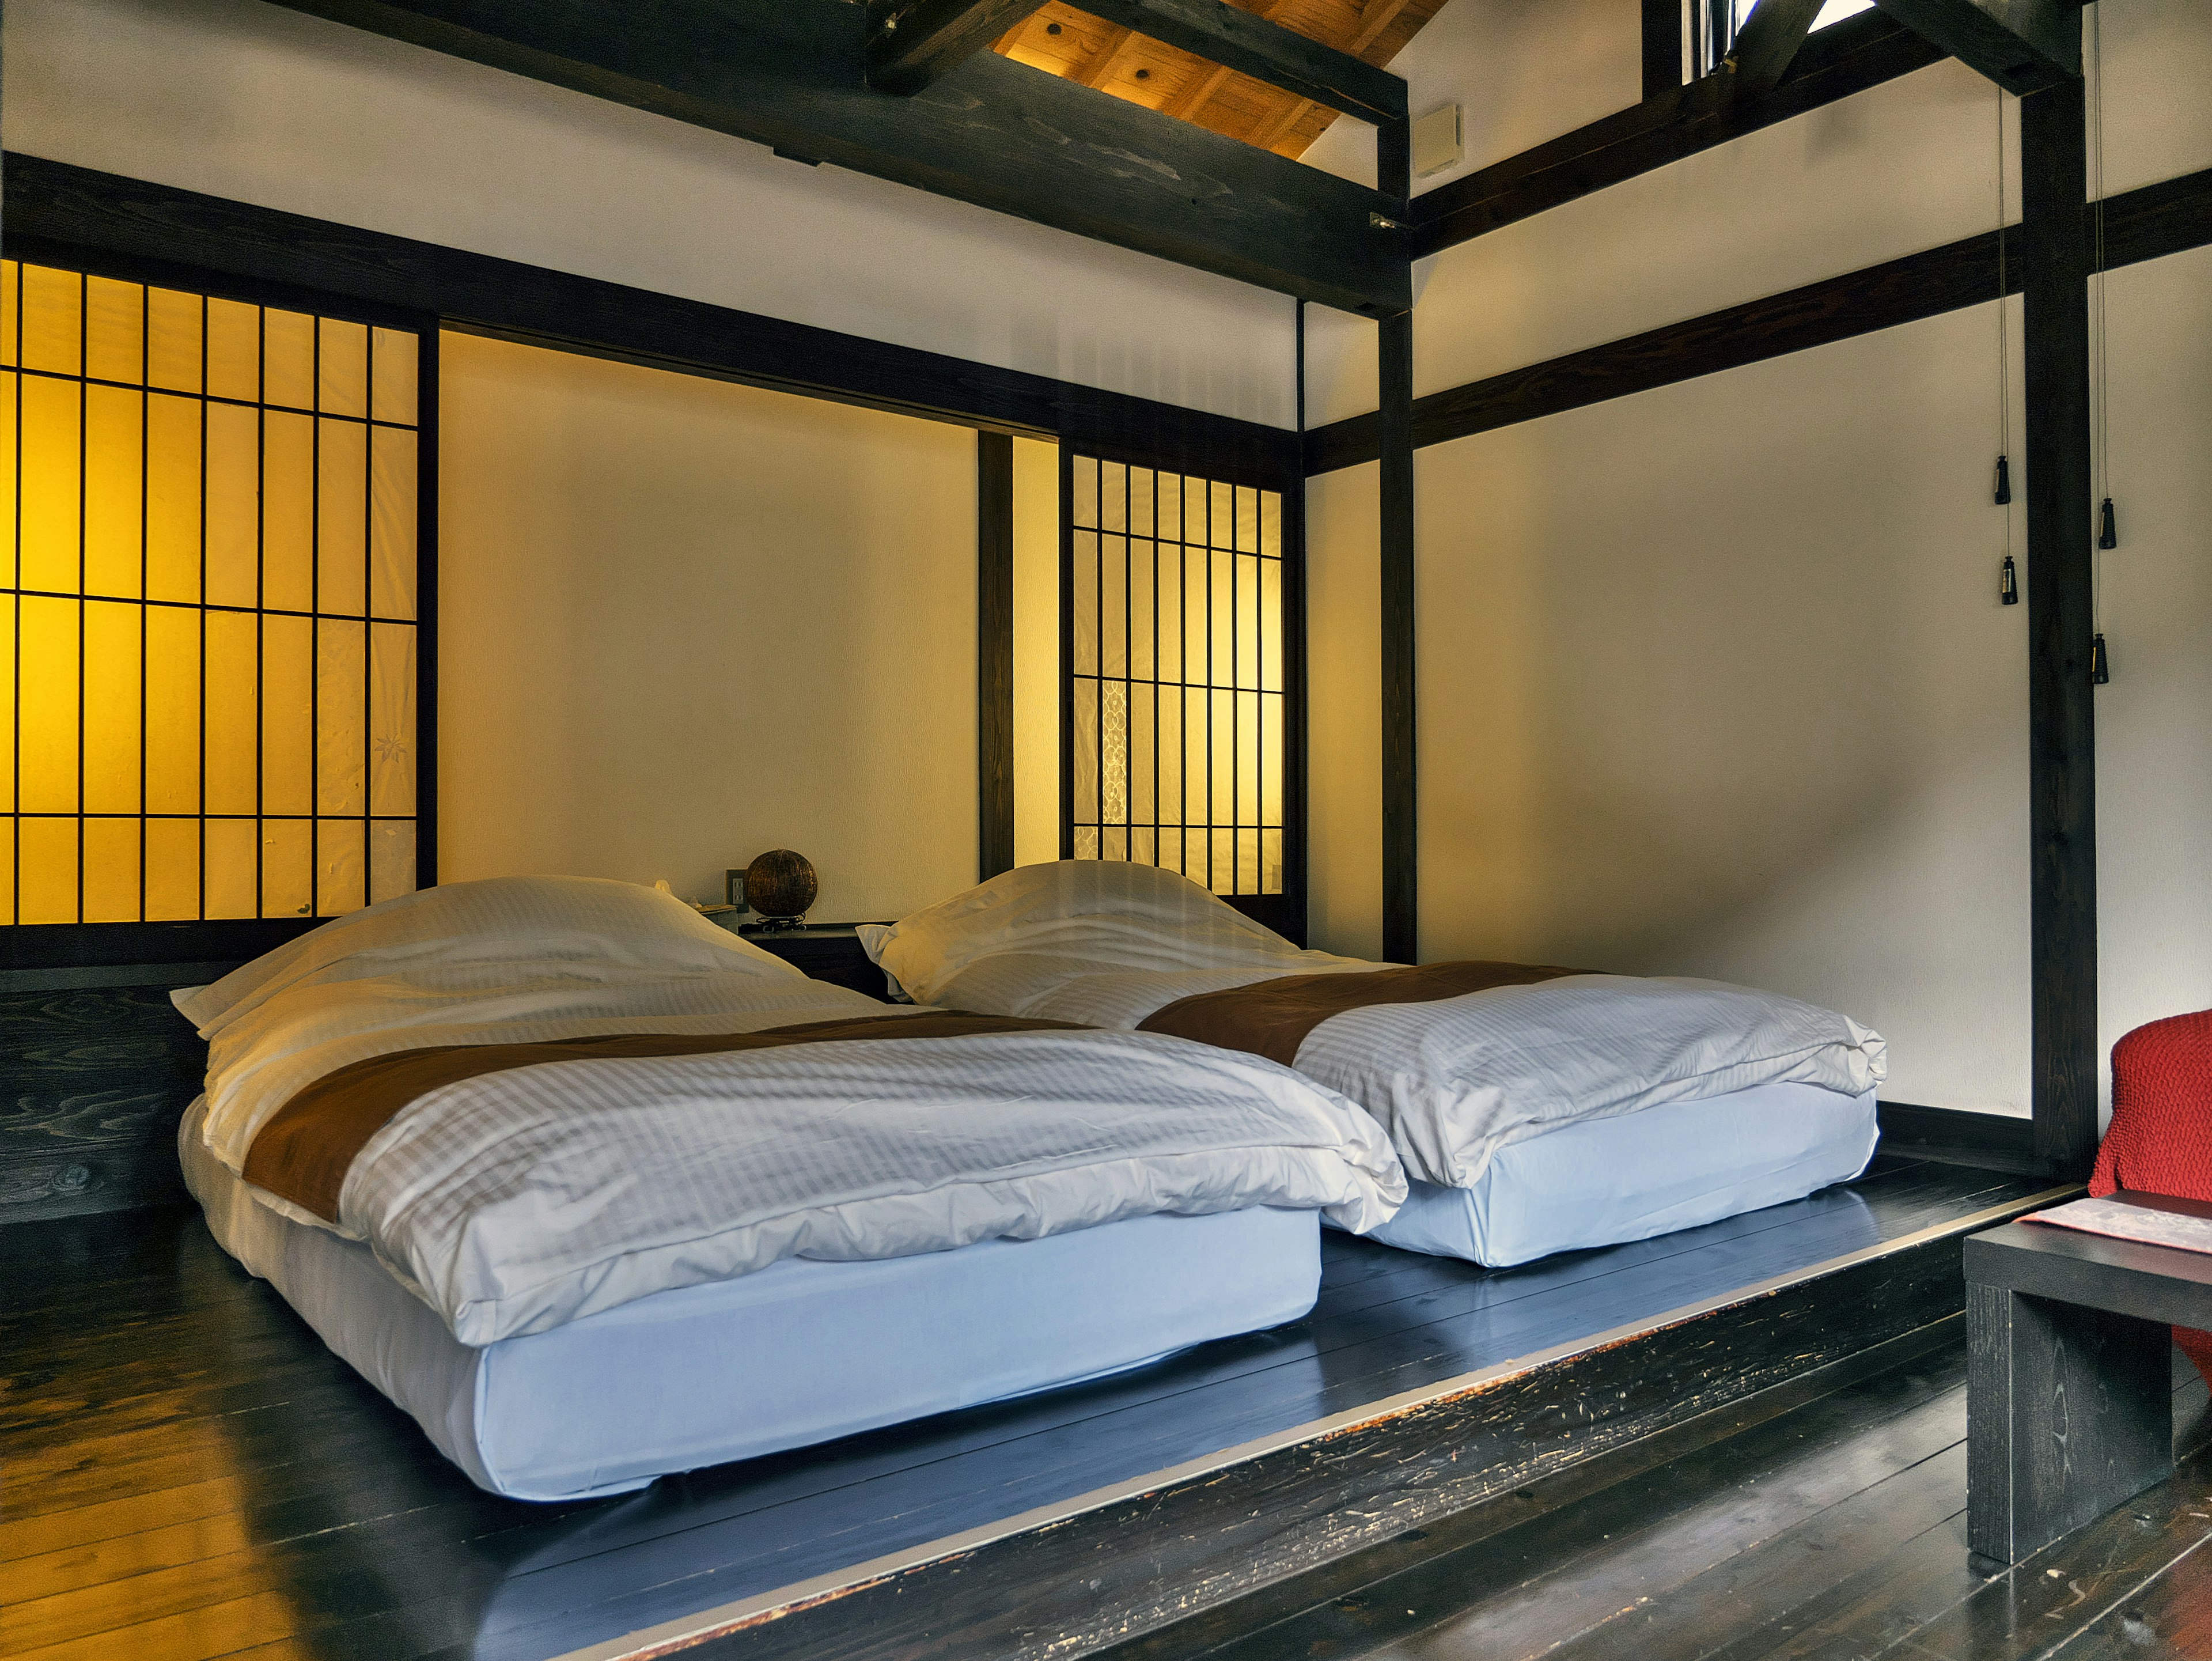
[736,924,893,1002]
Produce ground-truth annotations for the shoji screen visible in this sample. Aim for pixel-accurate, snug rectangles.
[1064,453,1286,901]
[2,260,425,925]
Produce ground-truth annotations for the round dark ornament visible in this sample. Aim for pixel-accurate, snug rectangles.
[744,850,818,928]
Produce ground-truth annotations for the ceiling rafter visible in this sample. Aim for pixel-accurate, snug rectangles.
[1077,24,1151,87]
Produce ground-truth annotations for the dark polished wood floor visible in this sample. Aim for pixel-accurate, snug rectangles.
[1097,1331,2212,1661]
[2,1155,2054,1661]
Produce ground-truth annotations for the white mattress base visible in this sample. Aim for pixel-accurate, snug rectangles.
[1359,1083,1880,1267]
[180,1102,1321,1501]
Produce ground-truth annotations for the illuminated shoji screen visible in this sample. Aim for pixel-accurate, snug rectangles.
[1065,455,1285,898]
[2,260,423,925]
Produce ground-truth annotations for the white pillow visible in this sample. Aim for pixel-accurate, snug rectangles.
[872,860,1340,1005]
[175,875,800,1035]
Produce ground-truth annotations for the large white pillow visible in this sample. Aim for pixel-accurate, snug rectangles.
[175,875,800,1035]
[871,860,1355,1005]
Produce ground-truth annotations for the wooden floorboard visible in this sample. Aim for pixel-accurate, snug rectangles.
[0,1160,2057,1661]
[1101,1344,2212,1661]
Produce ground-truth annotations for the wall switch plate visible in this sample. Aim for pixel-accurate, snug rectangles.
[1414,102,1463,179]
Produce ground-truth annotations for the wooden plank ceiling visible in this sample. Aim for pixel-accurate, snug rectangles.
[995,0,1446,160]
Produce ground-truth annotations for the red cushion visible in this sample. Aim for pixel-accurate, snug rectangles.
[2089,1008,2212,1383]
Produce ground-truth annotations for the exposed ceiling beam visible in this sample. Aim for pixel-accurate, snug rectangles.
[1724,0,1826,94]
[258,0,1410,316]
[1071,0,1407,127]
[1870,0,2078,92]
[866,0,1048,94]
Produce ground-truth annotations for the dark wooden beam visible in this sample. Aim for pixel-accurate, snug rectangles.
[1872,0,2080,93]
[257,0,1409,316]
[6,154,1299,490]
[866,0,1048,95]
[1641,0,1683,101]
[1725,0,1826,94]
[1308,161,2212,474]
[1411,10,1945,258]
[1378,307,1415,964]
[2019,78,2098,1179]
[1377,113,1415,966]
[1071,0,1408,127]
[978,432,1017,881]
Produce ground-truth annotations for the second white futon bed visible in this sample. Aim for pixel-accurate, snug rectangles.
[172,876,1403,1500]
[865,862,1888,1268]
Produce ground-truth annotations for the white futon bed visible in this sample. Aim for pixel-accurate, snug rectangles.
[865,862,1888,1269]
[174,876,1403,1500]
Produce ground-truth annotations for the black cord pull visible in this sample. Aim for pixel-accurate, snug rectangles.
[2001,554,2018,605]
[2092,633,2111,684]
[2099,497,2118,549]
[1994,455,2012,505]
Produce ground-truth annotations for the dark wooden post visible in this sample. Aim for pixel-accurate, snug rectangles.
[977,430,1016,880]
[2020,80,2098,1176]
[1641,0,1683,100]
[1378,120,1418,964]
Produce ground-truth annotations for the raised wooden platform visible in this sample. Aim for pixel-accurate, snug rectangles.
[1,1155,2063,1661]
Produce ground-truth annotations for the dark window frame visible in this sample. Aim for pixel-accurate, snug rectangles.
[2,237,439,972]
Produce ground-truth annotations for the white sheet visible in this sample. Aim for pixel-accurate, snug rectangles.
[181,1099,1325,1501]
[177,876,1405,1345]
[870,863,1888,1189]
[1361,1083,1879,1266]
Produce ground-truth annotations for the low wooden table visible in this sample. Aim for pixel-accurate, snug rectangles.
[1965,1200,2212,1562]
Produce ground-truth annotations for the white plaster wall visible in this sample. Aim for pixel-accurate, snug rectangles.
[1407,54,2019,403]
[1411,305,2033,1114]
[1301,0,1636,195]
[437,333,979,923]
[1305,464,1385,960]
[2094,244,2212,1097]
[3,0,1298,428]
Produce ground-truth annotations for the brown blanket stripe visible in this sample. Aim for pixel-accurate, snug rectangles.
[1135,961,1581,1069]
[242,1012,1085,1223]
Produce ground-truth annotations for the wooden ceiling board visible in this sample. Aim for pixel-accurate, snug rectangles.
[997,0,1445,160]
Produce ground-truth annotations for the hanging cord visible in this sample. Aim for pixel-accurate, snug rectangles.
[2090,2,2112,679]
[1995,84,2018,604]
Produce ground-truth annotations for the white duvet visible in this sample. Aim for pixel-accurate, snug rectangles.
[869,862,1889,1190]
[176,876,1403,1346]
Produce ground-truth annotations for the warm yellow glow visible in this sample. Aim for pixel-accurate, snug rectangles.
[1067,455,1285,897]
[2,260,422,925]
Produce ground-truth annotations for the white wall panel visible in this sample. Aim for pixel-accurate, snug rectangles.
[1411,306,2034,1113]
[437,334,978,922]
